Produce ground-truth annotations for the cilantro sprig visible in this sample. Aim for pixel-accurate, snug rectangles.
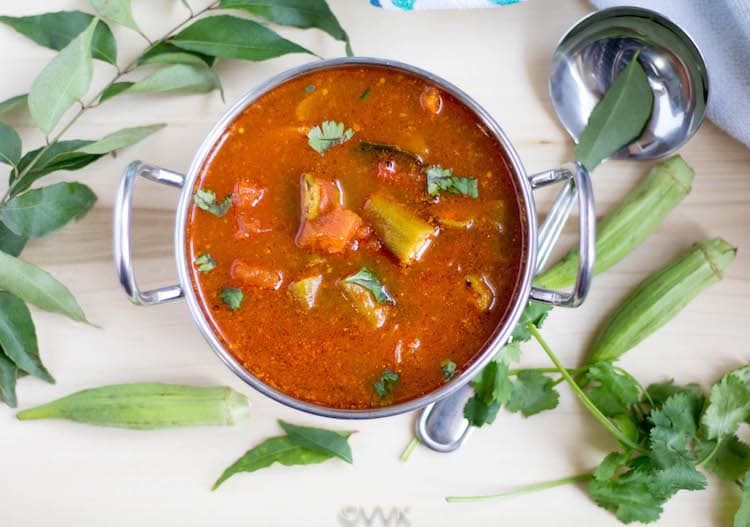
[194,189,232,217]
[374,369,399,398]
[307,120,354,155]
[452,329,750,526]
[425,165,478,199]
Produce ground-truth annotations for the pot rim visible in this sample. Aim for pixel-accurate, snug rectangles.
[174,57,539,419]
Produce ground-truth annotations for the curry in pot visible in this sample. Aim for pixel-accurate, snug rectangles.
[186,64,527,409]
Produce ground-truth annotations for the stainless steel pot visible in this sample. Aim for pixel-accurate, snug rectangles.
[113,57,596,421]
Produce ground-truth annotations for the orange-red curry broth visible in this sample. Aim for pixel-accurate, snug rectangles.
[186,65,527,409]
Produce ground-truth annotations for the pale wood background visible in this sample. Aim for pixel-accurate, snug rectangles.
[0,1,749,526]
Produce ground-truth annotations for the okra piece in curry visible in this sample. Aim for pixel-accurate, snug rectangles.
[186,65,527,409]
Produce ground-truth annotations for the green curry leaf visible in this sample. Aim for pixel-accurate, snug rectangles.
[213,436,333,490]
[278,420,353,463]
[0,352,18,407]
[0,11,117,65]
[127,63,222,96]
[0,292,51,383]
[77,124,166,154]
[0,122,22,167]
[28,18,97,134]
[0,250,88,323]
[218,0,353,56]
[170,15,312,61]
[0,182,97,239]
[91,0,143,35]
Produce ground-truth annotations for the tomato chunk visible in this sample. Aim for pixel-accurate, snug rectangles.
[420,87,443,115]
[231,260,283,290]
[296,208,364,254]
[232,180,270,239]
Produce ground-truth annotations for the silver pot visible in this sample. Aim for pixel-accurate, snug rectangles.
[113,57,595,420]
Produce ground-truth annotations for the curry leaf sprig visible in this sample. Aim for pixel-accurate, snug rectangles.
[213,419,354,490]
[0,0,352,407]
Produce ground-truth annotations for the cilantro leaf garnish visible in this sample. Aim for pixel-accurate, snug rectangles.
[505,370,560,417]
[441,360,457,382]
[359,87,371,101]
[343,267,395,305]
[584,362,640,417]
[424,165,478,198]
[464,342,521,426]
[194,253,216,273]
[305,84,315,94]
[374,369,399,398]
[307,120,354,155]
[194,189,232,216]
[701,368,750,440]
[220,287,243,311]
[511,301,553,343]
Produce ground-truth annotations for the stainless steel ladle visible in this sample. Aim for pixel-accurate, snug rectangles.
[417,6,709,453]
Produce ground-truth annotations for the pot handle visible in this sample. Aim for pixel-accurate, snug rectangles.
[113,161,185,306]
[415,162,595,453]
[529,161,595,307]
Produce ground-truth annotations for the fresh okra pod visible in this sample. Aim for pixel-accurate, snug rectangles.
[16,383,250,429]
[587,237,736,363]
[535,155,695,290]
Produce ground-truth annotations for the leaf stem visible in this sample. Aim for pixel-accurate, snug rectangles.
[3,0,220,202]
[400,436,419,462]
[446,472,592,502]
[528,324,646,453]
[695,440,720,469]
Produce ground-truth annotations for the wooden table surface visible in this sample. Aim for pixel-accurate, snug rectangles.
[1,1,748,525]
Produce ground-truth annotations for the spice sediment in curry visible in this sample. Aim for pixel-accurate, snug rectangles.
[186,65,526,409]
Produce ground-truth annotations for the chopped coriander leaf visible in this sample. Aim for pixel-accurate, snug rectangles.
[194,253,216,273]
[220,287,243,311]
[194,189,232,216]
[374,369,399,398]
[343,267,395,305]
[505,370,560,417]
[359,87,372,101]
[425,165,478,199]
[441,360,457,382]
[307,121,354,155]
[305,84,315,94]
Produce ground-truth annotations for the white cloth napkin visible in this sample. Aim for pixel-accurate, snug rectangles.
[369,0,750,149]
[591,0,750,148]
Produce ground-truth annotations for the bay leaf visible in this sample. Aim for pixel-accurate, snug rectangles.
[575,55,654,171]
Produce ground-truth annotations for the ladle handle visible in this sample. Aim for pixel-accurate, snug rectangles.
[415,162,596,452]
